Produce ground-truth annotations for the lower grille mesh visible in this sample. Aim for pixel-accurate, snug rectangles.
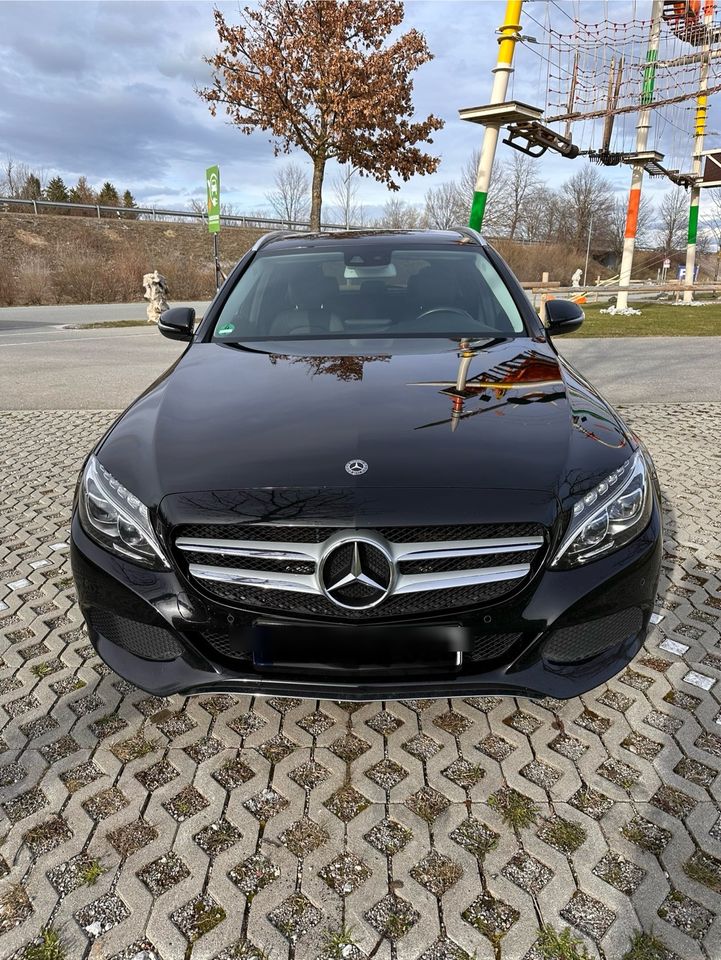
[205,580,515,619]
[543,608,643,664]
[88,610,184,661]
[470,633,523,662]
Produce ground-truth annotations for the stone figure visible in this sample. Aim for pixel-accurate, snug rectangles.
[142,270,170,324]
[571,268,582,288]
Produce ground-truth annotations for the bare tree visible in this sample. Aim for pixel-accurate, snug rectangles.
[501,153,541,240]
[376,197,423,229]
[557,166,615,251]
[331,162,360,229]
[1,157,45,198]
[515,185,561,243]
[423,181,465,229]
[656,187,689,254]
[266,162,310,226]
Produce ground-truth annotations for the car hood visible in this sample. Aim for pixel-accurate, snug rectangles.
[98,337,632,517]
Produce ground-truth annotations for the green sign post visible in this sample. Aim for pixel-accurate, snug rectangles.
[206,165,221,289]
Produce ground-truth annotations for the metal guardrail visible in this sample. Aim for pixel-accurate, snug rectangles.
[0,196,357,231]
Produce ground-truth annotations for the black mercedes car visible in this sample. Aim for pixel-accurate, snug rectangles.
[71,228,662,700]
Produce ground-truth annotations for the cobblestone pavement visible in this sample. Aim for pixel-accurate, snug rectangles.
[0,406,720,960]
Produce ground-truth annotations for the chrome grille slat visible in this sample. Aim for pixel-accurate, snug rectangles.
[176,538,317,562]
[393,538,543,561]
[394,564,531,595]
[189,563,317,594]
[175,523,546,615]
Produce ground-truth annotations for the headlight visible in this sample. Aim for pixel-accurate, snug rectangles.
[551,451,652,568]
[78,456,169,568]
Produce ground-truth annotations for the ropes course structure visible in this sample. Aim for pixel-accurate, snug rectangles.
[461,0,721,308]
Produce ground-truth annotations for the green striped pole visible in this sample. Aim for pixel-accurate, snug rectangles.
[683,1,714,303]
[468,0,523,232]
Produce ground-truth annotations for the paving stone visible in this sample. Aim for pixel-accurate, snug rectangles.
[364,817,413,856]
[47,853,107,898]
[560,891,615,941]
[138,852,191,896]
[194,817,242,857]
[365,892,420,942]
[461,891,519,943]
[75,893,130,940]
[171,894,226,943]
[324,785,371,823]
[22,814,72,856]
[410,849,463,896]
[657,889,714,941]
[228,852,280,896]
[268,892,322,943]
[1,405,721,958]
[501,850,552,892]
[108,818,158,857]
[279,816,329,857]
[319,851,372,896]
[593,851,646,895]
[365,757,408,790]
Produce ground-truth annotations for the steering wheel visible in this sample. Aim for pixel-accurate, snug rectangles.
[414,306,476,323]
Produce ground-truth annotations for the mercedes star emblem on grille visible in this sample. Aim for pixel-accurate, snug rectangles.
[319,537,393,609]
[345,459,368,476]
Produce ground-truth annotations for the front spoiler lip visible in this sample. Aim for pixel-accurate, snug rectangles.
[90,623,646,702]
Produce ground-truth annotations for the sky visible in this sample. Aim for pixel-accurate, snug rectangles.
[1,0,720,220]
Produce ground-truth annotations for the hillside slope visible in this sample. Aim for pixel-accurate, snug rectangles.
[0,212,264,305]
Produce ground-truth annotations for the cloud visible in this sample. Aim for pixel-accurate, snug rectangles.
[0,0,718,216]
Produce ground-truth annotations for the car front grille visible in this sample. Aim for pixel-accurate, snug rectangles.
[173,521,546,620]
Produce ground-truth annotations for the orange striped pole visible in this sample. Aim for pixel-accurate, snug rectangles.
[616,0,664,310]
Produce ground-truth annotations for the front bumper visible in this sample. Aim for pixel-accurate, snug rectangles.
[70,506,662,701]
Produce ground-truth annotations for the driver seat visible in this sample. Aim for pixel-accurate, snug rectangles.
[406,265,456,318]
[270,275,343,336]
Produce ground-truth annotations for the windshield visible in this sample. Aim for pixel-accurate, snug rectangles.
[211,243,526,341]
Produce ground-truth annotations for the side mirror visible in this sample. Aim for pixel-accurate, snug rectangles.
[158,307,196,341]
[545,299,584,336]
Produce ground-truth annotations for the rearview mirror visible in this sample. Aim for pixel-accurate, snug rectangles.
[545,299,584,336]
[158,307,196,341]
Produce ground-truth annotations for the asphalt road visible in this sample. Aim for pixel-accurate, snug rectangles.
[0,300,211,331]
[1,303,719,409]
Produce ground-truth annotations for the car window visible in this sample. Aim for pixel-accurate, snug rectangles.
[212,245,526,341]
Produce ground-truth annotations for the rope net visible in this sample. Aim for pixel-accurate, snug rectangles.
[521,1,721,176]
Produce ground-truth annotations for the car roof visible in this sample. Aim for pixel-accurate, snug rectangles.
[253,227,485,252]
